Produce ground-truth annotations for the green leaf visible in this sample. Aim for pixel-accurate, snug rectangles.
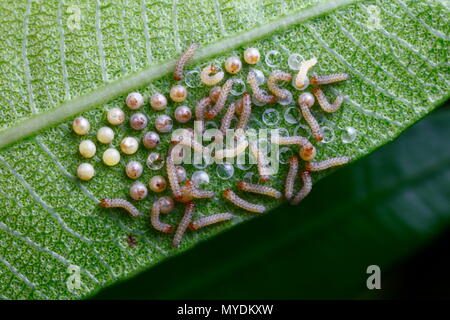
[94,105,450,299]
[0,0,448,299]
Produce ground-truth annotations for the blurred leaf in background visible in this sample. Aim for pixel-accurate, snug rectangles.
[95,103,450,299]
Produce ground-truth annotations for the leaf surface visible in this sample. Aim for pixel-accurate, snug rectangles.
[0,0,448,299]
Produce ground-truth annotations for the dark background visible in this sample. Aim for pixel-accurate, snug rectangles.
[93,103,450,300]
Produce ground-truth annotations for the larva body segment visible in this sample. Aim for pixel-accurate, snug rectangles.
[247,70,277,104]
[310,73,349,85]
[189,213,234,230]
[173,202,195,248]
[312,87,344,113]
[236,93,252,131]
[284,156,299,200]
[100,198,142,217]
[299,103,323,142]
[174,43,199,81]
[214,139,248,160]
[295,57,317,88]
[223,189,266,213]
[237,181,282,199]
[167,146,182,199]
[200,65,224,86]
[305,156,351,172]
[271,135,316,161]
[290,171,313,205]
[205,79,234,119]
[267,70,292,100]
[220,101,237,136]
[151,200,173,233]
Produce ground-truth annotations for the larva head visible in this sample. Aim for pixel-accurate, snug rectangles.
[289,156,299,165]
[185,180,195,188]
[209,87,221,103]
[204,111,215,120]
[260,175,271,183]
[186,202,196,211]
[298,92,315,108]
[223,189,232,197]
[300,170,311,180]
[299,146,316,162]
[236,180,247,190]
[304,163,313,172]
[188,223,197,231]
[99,199,110,207]
[165,226,174,234]
[234,98,244,115]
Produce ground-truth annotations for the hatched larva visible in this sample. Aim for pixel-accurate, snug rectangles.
[236,93,252,131]
[189,213,234,230]
[214,139,248,160]
[237,181,282,199]
[284,156,299,200]
[305,156,351,172]
[194,97,213,134]
[187,180,215,199]
[173,202,195,248]
[223,189,266,213]
[174,43,199,81]
[205,78,234,119]
[100,198,142,218]
[247,70,276,104]
[151,200,173,233]
[290,171,313,205]
[176,135,209,154]
[267,70,292,100]
[200,65,224,86]
[298,101,323,142]
[219,101,237,136]
[234,97,244,116]
[249,140,271,182]
[270,135,316,162]
[295,57,317,89]
[310,73,349,85]
[167,146,182,199]
[312,87,344,113]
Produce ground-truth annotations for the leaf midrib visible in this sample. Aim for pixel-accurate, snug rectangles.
[0,0,360,150]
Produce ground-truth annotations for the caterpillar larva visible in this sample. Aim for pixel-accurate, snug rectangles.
[305,156,351,172]
[236,93,252,131]
[205,78,234,119]
[200,65,224,86]
[298,93,323,142]
[249,140,271,182]
[195,97,213,134]
[284,156,299,200]
[219,101,237,136]
[214,139,248,160]
[267,70,292,100]
[177,180,215,203]
[310,73,349,85]
[223,189,266,213]
[173,202,195,248]
[174,43,199,81]
[151,200,173,233]
[167,146,182,199]
[295,57,317,89]
[100,198,142,218]
[312,87,344,113]
[247,70,277,104]
[270,135,316,162]
[189,213,234,230]
[176,135,209,154]
[237,181,282,199]
[290,171,313,205]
